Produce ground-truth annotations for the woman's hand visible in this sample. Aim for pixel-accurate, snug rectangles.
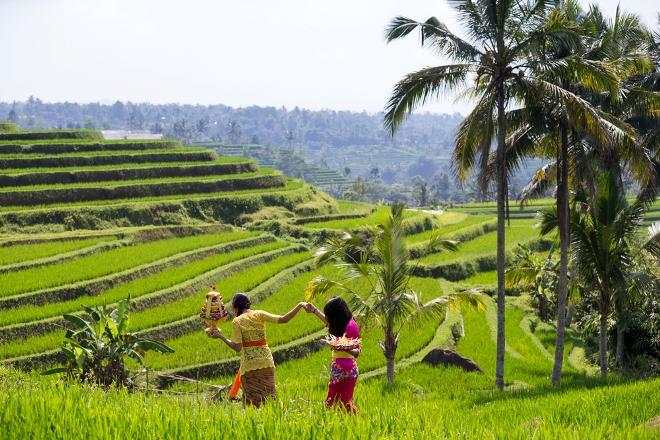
[305,303,327,324]
[278,302,308,323]
[205,327,222,339]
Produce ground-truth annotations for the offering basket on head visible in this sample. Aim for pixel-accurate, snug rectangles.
[200,286,228,329]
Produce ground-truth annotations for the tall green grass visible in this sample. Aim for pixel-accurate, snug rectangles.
[0,231,258,298]
[0,236,116,266]
[0,240,287,327]
[5,346,660,438]
[0,242,292,360]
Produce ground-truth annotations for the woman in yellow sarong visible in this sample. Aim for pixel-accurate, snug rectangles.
[206,292,307,407]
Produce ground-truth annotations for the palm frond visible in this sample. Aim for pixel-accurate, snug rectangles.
[384,65,472,136]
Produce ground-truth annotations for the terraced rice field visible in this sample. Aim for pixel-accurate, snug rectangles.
[2,130,654,438]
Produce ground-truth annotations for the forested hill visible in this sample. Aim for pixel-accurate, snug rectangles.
[1,98,464,152]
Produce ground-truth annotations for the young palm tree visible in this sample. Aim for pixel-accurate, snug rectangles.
[305,202,484,383]
[383,0,574,389]
[538,171,660,376]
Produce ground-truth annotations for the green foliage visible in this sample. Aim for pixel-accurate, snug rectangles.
[43,296,174,387]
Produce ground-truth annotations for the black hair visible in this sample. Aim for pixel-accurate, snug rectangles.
[231,292,251,316]
[323,296,353,338]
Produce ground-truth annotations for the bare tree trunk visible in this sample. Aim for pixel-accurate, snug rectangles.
[600,312,609,376]
[615,328,625,368]
[565,305,574,328]
[552,122,569,386]
[495,73,507,391]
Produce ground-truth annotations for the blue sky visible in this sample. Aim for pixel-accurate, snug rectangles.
[2,0,658,115]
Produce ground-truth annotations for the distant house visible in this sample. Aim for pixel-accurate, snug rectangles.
[101,130,163,140]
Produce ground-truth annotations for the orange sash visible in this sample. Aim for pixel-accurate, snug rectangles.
[243,339,267,347]
[228,339,268,398]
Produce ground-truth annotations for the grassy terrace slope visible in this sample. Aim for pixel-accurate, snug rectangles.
[0,130,336,231]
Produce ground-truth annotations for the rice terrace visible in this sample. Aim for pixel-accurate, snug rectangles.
[4,0,660,439]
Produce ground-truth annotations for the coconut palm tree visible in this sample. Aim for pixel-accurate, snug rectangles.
[538,171,660,376]
[383,0,578,389]
[225,120,242,144]
[512,4,658,382]
[195,118,210,140]
[305,202,485,383]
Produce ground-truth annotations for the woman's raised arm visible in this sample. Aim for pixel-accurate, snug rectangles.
[277,302,308,323]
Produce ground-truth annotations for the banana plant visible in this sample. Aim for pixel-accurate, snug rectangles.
[43,295,174,388]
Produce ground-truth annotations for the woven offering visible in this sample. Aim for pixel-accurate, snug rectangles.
[199,286,228,328]
[324,334,362,350]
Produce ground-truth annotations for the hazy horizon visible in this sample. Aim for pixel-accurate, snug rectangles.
[3,0,658,117]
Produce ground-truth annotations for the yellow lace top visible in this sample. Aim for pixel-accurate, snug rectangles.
[231,310,280,374]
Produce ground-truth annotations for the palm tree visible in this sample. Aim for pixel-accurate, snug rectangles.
[384,0,573,389]
[195,118,210,140]
[305,202,484,383]
[225,120,242,144]
[512,4,657,382]
[538,171,660,376]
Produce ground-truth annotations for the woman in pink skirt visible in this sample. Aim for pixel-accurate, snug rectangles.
[306,296,360,413]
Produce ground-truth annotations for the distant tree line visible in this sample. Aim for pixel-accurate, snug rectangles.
[0,98,463,152]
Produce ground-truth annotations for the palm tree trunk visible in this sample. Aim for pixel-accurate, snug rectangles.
[599,311,609,376]
[552,121,569,385]
[495,72,507,391]
[615,328,625,367]
[386,356,395,384]
[381,332,399,384]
